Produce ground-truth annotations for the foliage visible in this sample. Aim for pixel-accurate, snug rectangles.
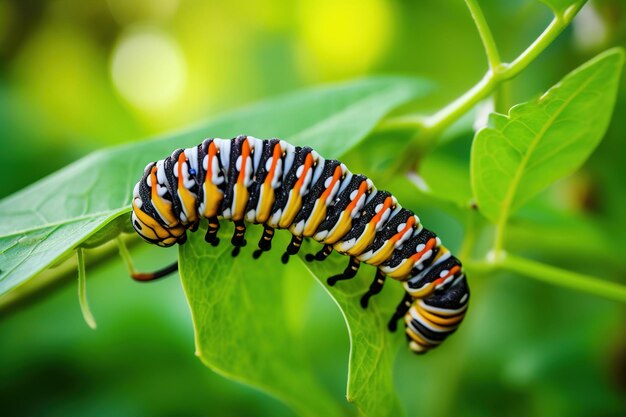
[471,49,623,247]
[181,226,405,417]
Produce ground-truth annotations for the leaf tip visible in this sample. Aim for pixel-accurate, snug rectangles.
[604,47,626,67]
[588,47,626,71]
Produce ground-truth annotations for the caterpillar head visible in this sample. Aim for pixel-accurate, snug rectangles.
[131,200,184,247]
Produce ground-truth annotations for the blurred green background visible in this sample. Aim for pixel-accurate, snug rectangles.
[1,0,626,416]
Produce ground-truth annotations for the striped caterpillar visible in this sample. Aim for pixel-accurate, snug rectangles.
[130,135,470,354]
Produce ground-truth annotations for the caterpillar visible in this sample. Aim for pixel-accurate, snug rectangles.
[130,135,469,354]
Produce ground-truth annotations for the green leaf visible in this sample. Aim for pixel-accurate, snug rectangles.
[180,226,346,417]
[471,48,624,224]
[300,246,406,417]
[180,225,406,417]
[0,77,431,297]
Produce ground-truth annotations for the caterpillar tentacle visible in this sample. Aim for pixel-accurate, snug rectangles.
[130,135,470,354]
[131,261,179,282]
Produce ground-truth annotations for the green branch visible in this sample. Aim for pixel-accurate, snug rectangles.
[384,1,587,140]
[464,0,501,70]
[465,252,626,304]
[378,1,587,181]
[382,0,622,306]
[117,236,137,276]
[506,4,585,79]
[501,253,626,303]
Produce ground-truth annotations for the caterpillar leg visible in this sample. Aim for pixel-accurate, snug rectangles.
[204,217,220,247]
[305,245,333,262]
[230,220,248,257]
[131,262,178,282]
[388,292,412,332]
[360,270,387,308]
[327,256,360,286]
[281,235,303,264]
[252,225,275,259]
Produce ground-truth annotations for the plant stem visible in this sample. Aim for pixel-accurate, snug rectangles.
[463,259,495,276]
[420,1,586,254]
[376,115,425,132]
[493,80,512,114]
[388,1,622,305]
[381,2,588,182]
[422,71,496,137]
[492,215,507,255]
[459,209,479,261]
[501,253,626,303]
[0,236,142,318]
[77,248,97,329]
[117,235,137,275]
[506,3,585,79]
[465,252,626,304]
[419,1,586,137]
[464,0,501,70]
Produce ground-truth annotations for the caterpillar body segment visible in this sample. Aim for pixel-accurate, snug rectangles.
[131,135,470,354]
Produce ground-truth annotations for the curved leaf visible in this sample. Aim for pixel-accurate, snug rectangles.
[180,226,346,417]
[471,48,624,224]
[180,225,407,417]
[0,77,431,297]
[300,247,405,417]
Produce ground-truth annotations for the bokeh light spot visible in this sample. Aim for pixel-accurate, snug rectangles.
[110,27,186,111]
[573,4,608,51]
[298,0,393,77]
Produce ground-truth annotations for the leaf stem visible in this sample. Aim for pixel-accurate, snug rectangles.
[493,216,507,255]
[464,0,501,70]
[421,71,496,136]
[459,209,479,261]
[419,1,586,137]
[376,115,426,132]
[500,253,626,303]
[77,248,97,329]
[117,235,137,276]
[0,236,142,318]
[506,3,585,79]
[465,252,626,304]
